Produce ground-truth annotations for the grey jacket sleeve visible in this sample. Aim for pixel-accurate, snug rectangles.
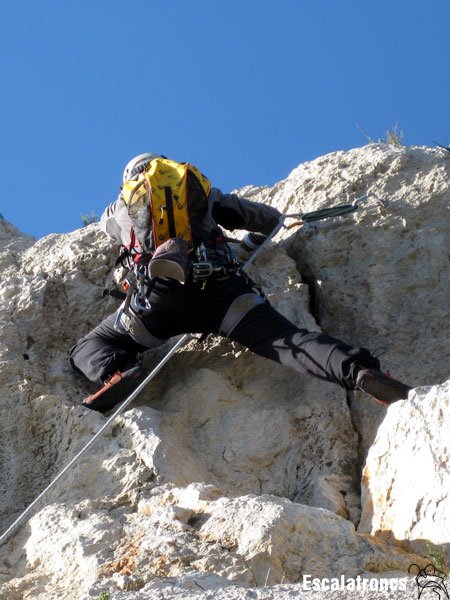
[209,188,282,236]
[99,196,134,247]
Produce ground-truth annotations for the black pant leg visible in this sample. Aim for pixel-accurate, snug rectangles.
[69,312,147,385]
[229,304,380,389]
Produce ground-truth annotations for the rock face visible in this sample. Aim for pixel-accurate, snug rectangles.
[359,382,450,554]
[0,144,448,599]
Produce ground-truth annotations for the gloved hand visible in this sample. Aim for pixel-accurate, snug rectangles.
[240,232,268,253]
[235,232,268,262]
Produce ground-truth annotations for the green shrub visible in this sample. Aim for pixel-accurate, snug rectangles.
[81,211,99,227]
[425,540,449,575]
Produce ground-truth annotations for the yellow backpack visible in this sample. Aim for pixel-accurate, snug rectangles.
[121,158,211,254]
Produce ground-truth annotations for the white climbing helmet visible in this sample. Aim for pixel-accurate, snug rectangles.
[122,153,162,183]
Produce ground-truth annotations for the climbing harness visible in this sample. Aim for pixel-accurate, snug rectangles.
[0,192,365,548]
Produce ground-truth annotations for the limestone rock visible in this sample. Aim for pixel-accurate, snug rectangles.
[0,218,35,272]
[0,223,117,533]
[359,381,450,560]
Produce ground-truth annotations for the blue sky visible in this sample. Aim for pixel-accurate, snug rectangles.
[1,0,449,239]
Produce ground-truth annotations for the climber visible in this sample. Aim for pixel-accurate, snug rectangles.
[69,153,412,413]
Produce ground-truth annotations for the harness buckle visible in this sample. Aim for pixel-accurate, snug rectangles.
[192,261,214,281]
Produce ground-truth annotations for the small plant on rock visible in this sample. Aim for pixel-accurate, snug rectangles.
[356,122,405,146]
[81,210,99,227]
[383,123,405,146]
[425,540,449,575]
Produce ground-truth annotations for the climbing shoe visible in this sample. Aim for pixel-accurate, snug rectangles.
[83,365,147,413]
[355,368,412,405]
